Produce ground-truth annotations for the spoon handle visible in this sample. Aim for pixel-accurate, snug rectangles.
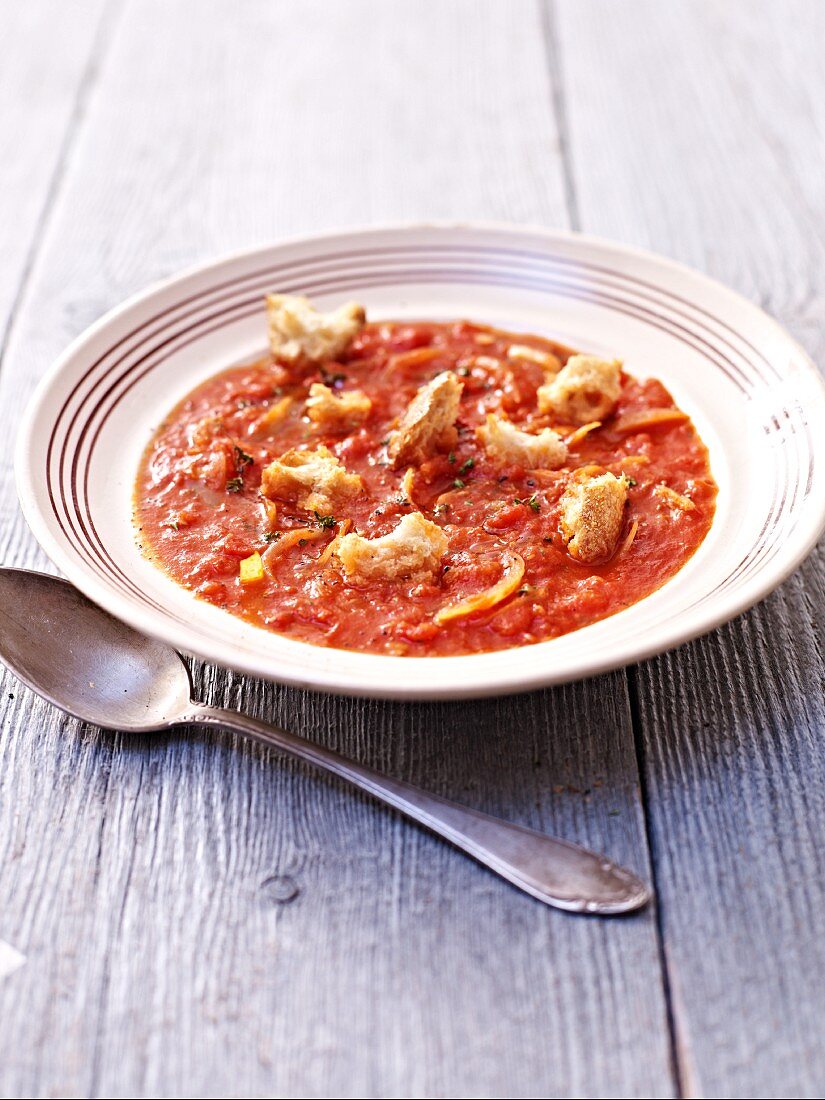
[185,703,649,915]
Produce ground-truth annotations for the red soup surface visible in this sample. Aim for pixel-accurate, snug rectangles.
[134,320,717,656]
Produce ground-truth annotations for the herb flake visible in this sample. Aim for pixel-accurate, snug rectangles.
[234,445,253,469]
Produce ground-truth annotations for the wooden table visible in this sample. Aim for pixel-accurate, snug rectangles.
[1,2,823,1097]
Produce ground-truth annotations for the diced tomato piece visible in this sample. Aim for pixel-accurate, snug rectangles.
[490,599,534,636]
[385,326,432,352]
[486,503,526,530]
[397,620,440,643]
[197,580,227,604]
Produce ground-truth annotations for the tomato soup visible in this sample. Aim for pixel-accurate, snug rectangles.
[134,318,716,656]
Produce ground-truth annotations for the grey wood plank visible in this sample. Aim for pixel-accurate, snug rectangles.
[0,1,674,1097]
[0,0,111,342]
[553,1,825,1095]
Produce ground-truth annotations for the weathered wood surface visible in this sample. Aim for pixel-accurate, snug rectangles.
[556,3,825,1096]
[0,1,110,343]
[0,1,823,1097]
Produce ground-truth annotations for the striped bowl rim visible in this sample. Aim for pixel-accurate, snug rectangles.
[15,223,825,698]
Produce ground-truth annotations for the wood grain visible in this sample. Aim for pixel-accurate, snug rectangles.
[554,1,825,1096]
[0,0,110,344]
[0,2,672,1097]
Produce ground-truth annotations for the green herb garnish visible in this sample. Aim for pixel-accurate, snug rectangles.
[448,451,456,464]
[453,478,466,490]
[226,477,244,493]
[234,445,253,469]
[314,512,337,530]
[528,493,541,513]
[433,502,450,517]
[263,531,281,543]
[459,457,474,475]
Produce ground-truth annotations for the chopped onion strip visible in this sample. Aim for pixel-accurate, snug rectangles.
[389,347,441,370]
[566,420,602,446]
[400,466,416,506]
[262,527,323,574]
[434,551,526,626]
[616,518,639,558]
[613,408,688,434]
[316,519,353,565]
[260,497,278,530]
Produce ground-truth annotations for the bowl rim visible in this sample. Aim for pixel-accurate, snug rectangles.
[15,220,825,698]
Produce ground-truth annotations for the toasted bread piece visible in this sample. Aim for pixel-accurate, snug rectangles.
[305,382,372,425]
[560,472,627,563]
[266,294,365,363]
[476,413,567,469]
[260,445,363,513]
[537,355,622,425]
[335,512,448,582]
[387,371,463,468]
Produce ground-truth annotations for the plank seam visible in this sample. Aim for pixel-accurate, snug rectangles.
[539,6,685,1091]
[628,665,687,1100]
[0,0,125,379]
[538,0,581,231]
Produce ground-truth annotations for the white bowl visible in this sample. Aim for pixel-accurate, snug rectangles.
[15,223,825,698]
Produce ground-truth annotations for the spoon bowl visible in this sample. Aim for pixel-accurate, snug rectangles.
[0,567,191,730]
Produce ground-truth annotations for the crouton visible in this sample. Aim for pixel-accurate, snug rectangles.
[305,382,372,425]
[476,413,567,469]
[560,472,627,563]
[335,512,448,582]
[266,294,365,363]
[387,371,463,469]
[537,355,622,425]
[260,445,363,513]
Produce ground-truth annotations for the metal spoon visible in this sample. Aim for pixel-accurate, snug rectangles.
[0,566,650,914]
